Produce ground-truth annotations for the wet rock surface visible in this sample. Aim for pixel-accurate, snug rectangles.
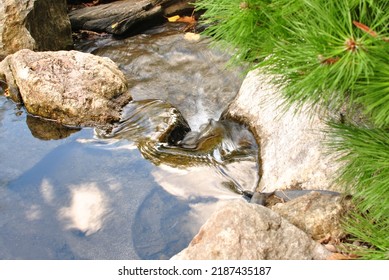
[69,0,193,36]
[176,69,349,260]
[0,0,73,58]
[226,69,343,193]
[172,200,331,260]
[97,99,259,193]
[97,99,191,145]
[0,49,131,127]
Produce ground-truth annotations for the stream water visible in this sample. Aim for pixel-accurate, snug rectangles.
[0,23,259,259]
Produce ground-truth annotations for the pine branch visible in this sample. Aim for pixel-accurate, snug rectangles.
[195,0,389,259]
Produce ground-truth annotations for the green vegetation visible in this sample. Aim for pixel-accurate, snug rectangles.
[195,0,389,259]
[329,122,389,259]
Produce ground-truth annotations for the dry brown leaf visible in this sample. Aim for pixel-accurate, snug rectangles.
[177,16,196,24]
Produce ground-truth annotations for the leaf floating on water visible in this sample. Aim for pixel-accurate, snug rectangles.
[167,15,181,22]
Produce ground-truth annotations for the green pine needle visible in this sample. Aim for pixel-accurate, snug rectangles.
[327,122,389,259]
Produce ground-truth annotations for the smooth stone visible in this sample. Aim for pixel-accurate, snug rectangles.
[225,69,343,193]
[171,200,331,260]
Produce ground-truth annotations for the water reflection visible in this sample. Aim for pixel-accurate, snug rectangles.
[58,183,109,236]
[1,136,154,259]
[26,115,81,140]
[0,24,256,260]
[97,98,259,195]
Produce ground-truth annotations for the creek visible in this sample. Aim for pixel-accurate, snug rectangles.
[0,23,259,259]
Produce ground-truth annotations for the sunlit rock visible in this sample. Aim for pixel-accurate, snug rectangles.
[0,49,131,127]
[172,200,331,260]
[226,69,343,192]
[271,191,350,241]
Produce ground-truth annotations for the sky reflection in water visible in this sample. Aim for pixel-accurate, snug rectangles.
[0,96,258,259]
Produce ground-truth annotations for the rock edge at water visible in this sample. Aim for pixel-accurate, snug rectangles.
[172,200,331,260]
[225,69,343,193]
[173,69,347,260]
[0,49,131,127]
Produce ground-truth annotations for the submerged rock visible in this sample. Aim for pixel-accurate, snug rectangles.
[0,49,131,127]
[178,119,255,152]
[225,69,343,193]
[97,99,191,145]
[96,100,258,175]
[0,0,73,58]
[171,200,331,260]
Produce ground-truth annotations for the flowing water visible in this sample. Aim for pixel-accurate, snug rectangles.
[0,23,259,259]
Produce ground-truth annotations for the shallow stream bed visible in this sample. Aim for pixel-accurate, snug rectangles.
[0,24,259,259]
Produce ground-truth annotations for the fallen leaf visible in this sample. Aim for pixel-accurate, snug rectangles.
[177,16,196,25]
[167,15,180,22]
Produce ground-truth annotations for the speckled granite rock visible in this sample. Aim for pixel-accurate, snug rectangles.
[271,191,350,241]
[0,49,130,127]
[171,200,331,260]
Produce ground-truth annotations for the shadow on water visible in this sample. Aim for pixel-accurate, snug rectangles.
[0,24,258,259]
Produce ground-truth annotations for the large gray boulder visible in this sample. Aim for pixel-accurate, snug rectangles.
[171,200,331,260]
[0,0,73,58]
[226,69,343,193]
[0,49,131,127]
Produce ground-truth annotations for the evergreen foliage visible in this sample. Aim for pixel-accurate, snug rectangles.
[329,122,389,259]
[195,0,389,259]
